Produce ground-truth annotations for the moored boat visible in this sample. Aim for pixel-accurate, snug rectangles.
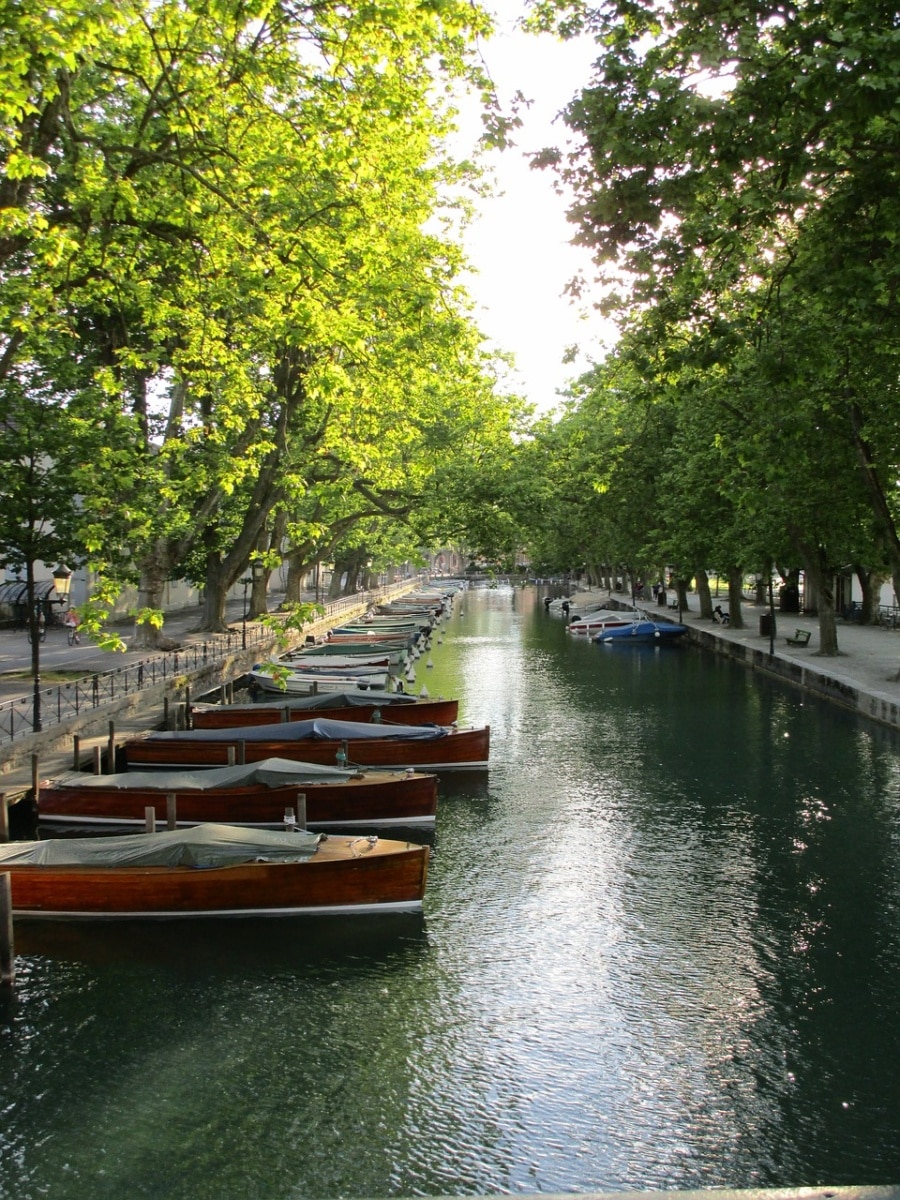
[38,757,439,829]
[0,823,429,918]
[281,652,399,670]
[593,619,688,644]
[567,607,643,635]
[289,642,408,662]
[248,668,392,695]
[190,691,460,729]
[122,717,491,771]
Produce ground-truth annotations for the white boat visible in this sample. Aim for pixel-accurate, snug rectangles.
[566,607,643,636]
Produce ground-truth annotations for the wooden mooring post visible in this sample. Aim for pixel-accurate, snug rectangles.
[1,874,14,988]
[166,794,177,831]
[0,795,8,844]
[145,806,156,833]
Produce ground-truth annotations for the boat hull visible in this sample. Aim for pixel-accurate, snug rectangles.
[190,697,460,729]
[249,671,391,695]
[38,769,438,829]
[3,838,430,919]
[123,726,490,771]
[594,620,688,644]
[567,613,641,635]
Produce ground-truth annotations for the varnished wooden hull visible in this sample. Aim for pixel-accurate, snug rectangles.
[190,697,460,729]
[38,770,438,829]
[122,726,490,771]
[3,838,430,919]
[326,631,419,644]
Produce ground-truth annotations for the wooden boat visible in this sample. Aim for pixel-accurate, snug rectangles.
[190,691,460,729]
[248,668,392,695]
[281,652,398,670]
[288,642,408,662]
[264,659,391,677]
[0,823,429,918]
[122,717,490,771]
[593,619,688,644]
[325,629,420,646]
[339,615,430,629]
[376,604,441,619]
[38,757,438,829]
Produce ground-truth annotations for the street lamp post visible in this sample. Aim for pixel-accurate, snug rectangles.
[32,564,73,733]
[240,575,252,650]
[53,564,73,607]
[241,561,266,650]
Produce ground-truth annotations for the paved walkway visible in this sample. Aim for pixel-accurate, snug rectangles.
[0,595,287,707]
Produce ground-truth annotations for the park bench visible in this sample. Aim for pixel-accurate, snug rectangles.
[786,629,811,647]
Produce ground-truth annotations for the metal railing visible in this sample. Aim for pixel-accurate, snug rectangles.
[0,624,273,748]
[0,586,416,748]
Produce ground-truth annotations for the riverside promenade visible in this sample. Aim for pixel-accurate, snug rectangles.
[565,588,900,733]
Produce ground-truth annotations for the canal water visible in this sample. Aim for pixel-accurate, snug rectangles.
[2,585,900,1199]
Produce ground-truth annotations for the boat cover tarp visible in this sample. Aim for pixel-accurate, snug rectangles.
[250,669,389,687]
[294,643,406,658]
[197,691,417,713]
[53,758,358,791]
[268,661,388,675]
[145,718,448,743]
[0,823,323,868]
[281,659,393,671]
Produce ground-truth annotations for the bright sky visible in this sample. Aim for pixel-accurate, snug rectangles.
[453,2,615,414]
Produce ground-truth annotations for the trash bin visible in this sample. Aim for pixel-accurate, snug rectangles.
[759,612,774,637]
[779,585,800,612]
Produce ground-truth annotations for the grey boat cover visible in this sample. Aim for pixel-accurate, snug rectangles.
[0,822,322,868]
[53,758,358,791]
[146,718,448,743]
[197,691,417,714]
[271,661,388,675]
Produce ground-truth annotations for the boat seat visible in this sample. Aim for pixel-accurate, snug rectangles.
[786,629,811,647]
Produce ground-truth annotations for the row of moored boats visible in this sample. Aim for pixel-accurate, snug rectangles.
[1,584,479,922]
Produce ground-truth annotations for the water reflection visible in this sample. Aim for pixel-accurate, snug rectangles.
[2,585,900,1197]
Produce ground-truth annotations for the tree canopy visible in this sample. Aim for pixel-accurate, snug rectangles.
[1,0,527,643]
[509,0,900,653]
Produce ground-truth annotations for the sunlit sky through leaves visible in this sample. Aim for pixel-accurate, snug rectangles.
[453,1,615,414]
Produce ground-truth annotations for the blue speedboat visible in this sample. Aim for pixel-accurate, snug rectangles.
[593,619,687,645]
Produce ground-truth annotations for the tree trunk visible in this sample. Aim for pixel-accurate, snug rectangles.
[796,543,840,656]
[853,565,880,624]
[727,567,744,630]
[695,569,712,618]
[327,566,344,599]
[200,556,231,632]
[132,544,179,650]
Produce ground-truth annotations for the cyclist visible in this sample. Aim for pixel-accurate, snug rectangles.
[63,607,80,645]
